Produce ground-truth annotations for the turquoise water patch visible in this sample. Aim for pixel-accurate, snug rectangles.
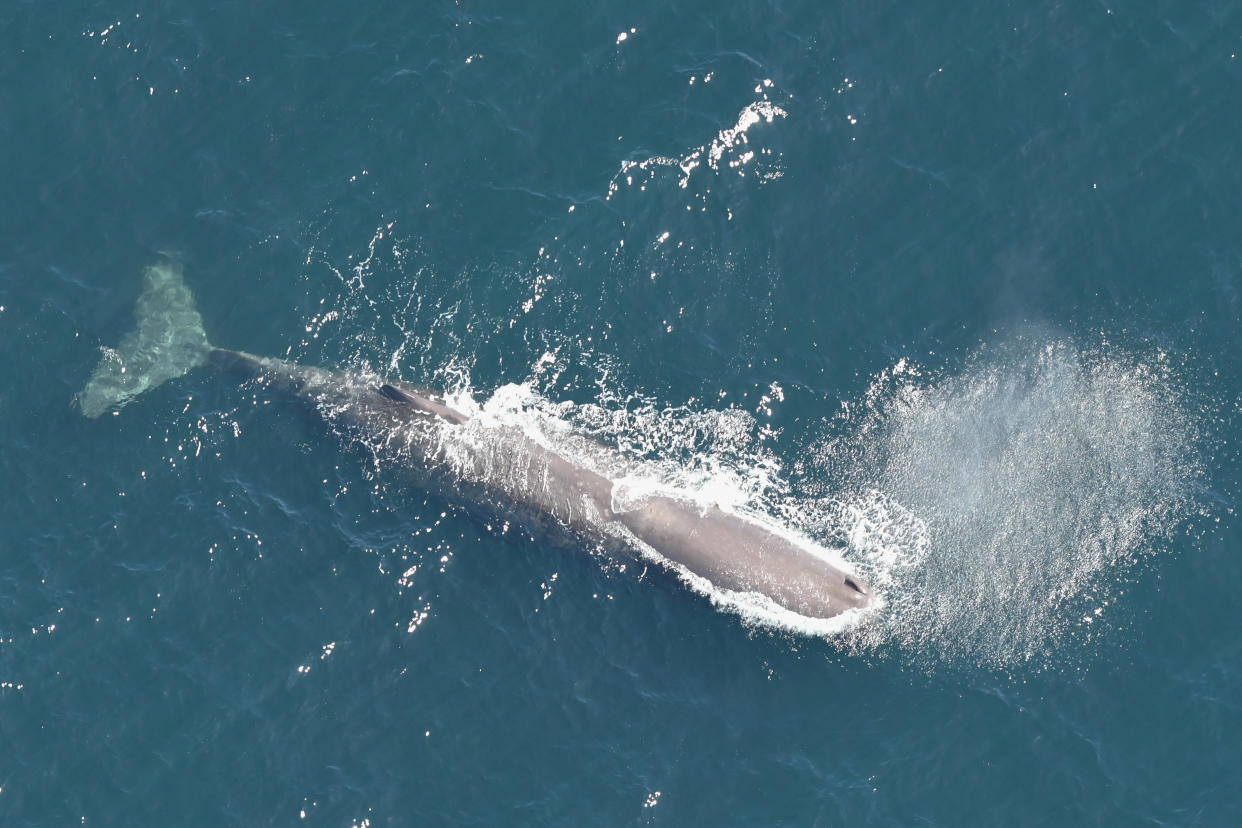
[4,1,1242,825]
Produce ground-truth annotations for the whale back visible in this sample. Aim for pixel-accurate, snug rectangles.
[615,496,872,618]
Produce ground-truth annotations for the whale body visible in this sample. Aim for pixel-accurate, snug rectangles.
[80,262,874,622]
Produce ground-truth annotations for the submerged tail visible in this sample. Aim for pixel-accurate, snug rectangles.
[79,261,210,418]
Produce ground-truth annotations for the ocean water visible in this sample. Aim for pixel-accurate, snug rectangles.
[4,0,1242,824]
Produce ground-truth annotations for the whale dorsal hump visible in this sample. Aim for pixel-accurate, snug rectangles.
[378,383,416,404]
[375,382,469,425]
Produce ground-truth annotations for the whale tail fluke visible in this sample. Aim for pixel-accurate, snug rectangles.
[79,260,211,418]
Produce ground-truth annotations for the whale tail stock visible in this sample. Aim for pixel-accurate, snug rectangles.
[78,260,212,418]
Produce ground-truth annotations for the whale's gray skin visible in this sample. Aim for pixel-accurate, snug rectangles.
[207,348,874,619]
[81,262,874,621]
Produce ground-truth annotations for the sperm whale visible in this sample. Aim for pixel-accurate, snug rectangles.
[79,262,874,621]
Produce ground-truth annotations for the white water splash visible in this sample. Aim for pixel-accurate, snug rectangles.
[608,100,788,195]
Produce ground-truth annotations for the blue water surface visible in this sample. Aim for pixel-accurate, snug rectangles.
[3,1,1242,825]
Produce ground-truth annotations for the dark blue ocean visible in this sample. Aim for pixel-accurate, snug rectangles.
[4,1,1242,824]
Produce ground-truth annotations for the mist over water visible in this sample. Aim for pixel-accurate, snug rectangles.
[825,337,1205,668]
